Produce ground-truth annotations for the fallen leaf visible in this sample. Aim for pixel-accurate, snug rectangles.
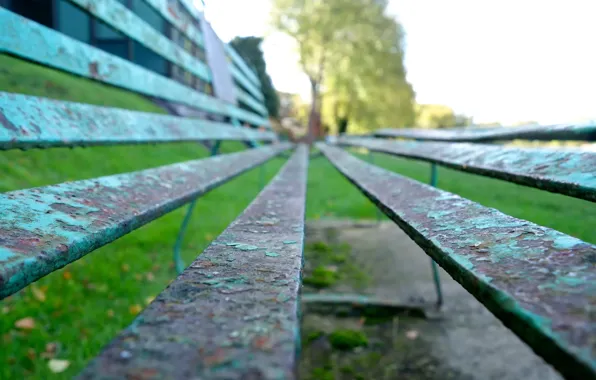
[121,263,130,272]
[406,330,419,340]
[26,348,36,360]
[129,304,142,315]
[134,274,142,281]
[2,306,10,314]
[205,233,214,241]
[106,309,115,318]
[145,296,155,305]
[145,273,155,282]
[31,286,46,302]
[15,317,35,330]
[41,342,58,359]
[48,359,70,373]
[151,264,160,272]
[62,271,72,280]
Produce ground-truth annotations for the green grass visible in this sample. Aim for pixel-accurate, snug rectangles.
[1,56,595,378]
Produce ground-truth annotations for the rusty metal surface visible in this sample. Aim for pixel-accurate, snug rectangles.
[375,123,596,142]
[79,145,308,380]
[339,137,596,202]
[0,9,269,127]
[317,143,596,379]
[0,92,275,150]
[67,0,212,82]
[0,144,291,299]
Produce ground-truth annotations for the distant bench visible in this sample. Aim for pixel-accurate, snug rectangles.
[1,4,596,379]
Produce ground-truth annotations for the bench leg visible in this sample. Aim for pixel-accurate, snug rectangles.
[429,163,444,308]
[172,141,221,274]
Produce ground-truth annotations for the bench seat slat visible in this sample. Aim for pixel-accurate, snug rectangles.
[375,123,596,142]
[0,143,291,299]
[318,143,596,379]
[79,145,308,380]
[0,9,269,128]
[340,137,596,202]
[0,92,275,150]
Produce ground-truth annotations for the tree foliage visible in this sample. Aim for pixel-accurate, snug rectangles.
[416,104,473,129]
[271,0,415,135]
[230,36,280,118]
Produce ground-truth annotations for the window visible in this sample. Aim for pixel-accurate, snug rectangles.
[132,0,166,35]
[133,41,167,76]
[94,19,129,59]
[57,0,90,43]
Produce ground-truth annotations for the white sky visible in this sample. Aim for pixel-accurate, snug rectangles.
[204,0,596,125]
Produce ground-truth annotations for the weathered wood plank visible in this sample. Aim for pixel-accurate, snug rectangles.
[318,143,596,379]
[0,144,291,299]
[79,145,308,380]
[339,137,596,202]
[225,44,262,91]
[375,123,596,142]
[0,9,269,127]
[0,92,275,150]
[138,0,264,100]
[67,0,211,83]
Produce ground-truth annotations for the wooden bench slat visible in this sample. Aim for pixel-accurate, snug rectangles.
[375,123,596,142]
[317,143,596,379]
[79,145,308,380]
[0,143,291,299]
[236,86,269,116]
[139,0,264,100]
[226,44,263,92]
[141,0,204,47]
[0,9,269,128]
[0,92,275,150]
[67,0,212,84]
[340,137,596,202]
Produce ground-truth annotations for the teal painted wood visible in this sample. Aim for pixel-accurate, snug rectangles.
[137,0,264,101]
[225,44,261,90]
[0,9,269,127]
[0,143,291,299]
[67,0,212,83]
[0,92,276,150]
[79,145,307,379]
[318,143,596,380]
[236,86,268,116]
[230,64,265,103]
[339,137,596,202]
[140,0,205,47]
[375,123,596,142]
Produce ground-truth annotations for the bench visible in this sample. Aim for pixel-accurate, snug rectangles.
[1,4,595,379]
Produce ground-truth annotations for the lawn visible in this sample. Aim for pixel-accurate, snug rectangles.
[1,55,594,378]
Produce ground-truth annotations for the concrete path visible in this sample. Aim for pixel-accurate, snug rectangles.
[300,219,562,380]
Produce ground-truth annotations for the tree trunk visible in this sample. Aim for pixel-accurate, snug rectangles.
[307,78,319,144]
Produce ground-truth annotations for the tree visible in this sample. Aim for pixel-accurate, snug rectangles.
[271,0,415,138]
[230,37,280,118]
[415,104,472,129]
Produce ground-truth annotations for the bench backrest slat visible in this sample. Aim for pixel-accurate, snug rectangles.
[375,123,596,142]
[0,144,291,299]
[340,137,596,202]
[80,145,308,379]
[138,0,264,101]
[66,0,267,117]
[0,9,268,127]
[0,92,275,150]
[318,143,596,380]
